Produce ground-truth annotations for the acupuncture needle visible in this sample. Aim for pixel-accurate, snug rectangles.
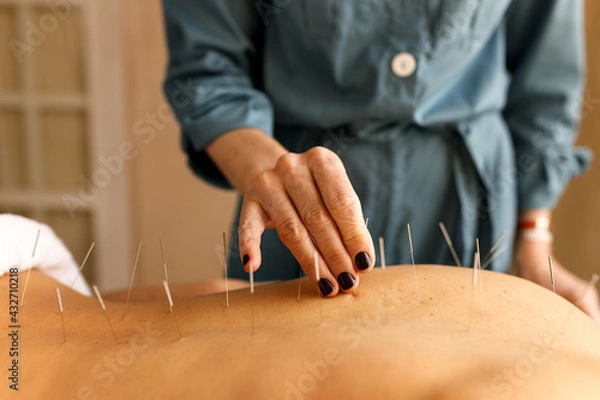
[379,237,386,270]
[548,256,561,330]
[123,241,143,316]
[92,285,119,344]
[21,228,41,307]
[476,240,483,315]
[222,232,229,308]
[55,287,66,343]
[406,224,421,303]
[472,239,480,286]
[159,234,168,283]
[482,230,506,267]
[70,242,95,289]
[249,257,255,335]
[314,251,324,325]
[576,274,599,306]
[480,243,508,270]
[163,280,182,340]
[439,222,462,267]
[297,267,303,302]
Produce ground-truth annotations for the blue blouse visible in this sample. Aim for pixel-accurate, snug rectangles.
[162,0,591,277]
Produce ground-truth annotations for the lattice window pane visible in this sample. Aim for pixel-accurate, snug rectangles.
[40,111,88,189]
[32,6,84,94]
[0,6,20,92]
[0,111,28,188]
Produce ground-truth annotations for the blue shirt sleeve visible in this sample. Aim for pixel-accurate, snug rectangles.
[503,0,592,210]
[161,0,274,189]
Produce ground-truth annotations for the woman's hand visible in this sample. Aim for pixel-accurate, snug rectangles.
[514,239,600,323]
[206,128,374,297]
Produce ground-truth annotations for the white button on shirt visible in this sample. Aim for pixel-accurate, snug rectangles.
[391,52,417,78]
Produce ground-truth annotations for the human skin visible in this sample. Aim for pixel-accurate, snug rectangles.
[205,128,375,297]
[2,265,600,400]
[206,128,600,320]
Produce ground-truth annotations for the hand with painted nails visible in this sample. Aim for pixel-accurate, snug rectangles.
[206,128,375,296]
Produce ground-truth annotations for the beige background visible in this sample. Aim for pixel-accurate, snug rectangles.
[122,0,600,286]
[123,1,237,285]
[554,1,600,282]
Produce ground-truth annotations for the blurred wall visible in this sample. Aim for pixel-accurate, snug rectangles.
[123,0,237,285]
[122,0,600,286]
[554,1,600,280]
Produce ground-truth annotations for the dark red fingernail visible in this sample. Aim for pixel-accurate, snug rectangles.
[355,251,371,271]
[243,254,249,265]
[318,279,334,296]
[337,272,356,291]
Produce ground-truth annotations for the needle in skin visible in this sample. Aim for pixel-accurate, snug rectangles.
[55,287,66,343]
[249,259,255,335]
[160,234,168,283]
[472,239,480,286]
[576,274,599,306]
[379,237,386,270]
[297,268,303,302]
[123,242,143,316]
[481,243,508,270]
[407,224,421,303]
[222,232,229,308]
[92,284,118,344]
[314,251,324,324]
[439,222,462,267]
[163,280,182,339]
[548,256,561,330]
[70,242,95,289]
[482,230,506,266]
[21,228,41,307]
[476,241,483,315]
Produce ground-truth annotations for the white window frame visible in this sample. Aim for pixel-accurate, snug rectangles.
[0,0,131,291]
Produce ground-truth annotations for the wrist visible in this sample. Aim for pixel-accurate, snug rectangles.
[206,128,288,194]
[516,209,553,244]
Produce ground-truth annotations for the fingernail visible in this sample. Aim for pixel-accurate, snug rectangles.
[355,251,371,271]
[243,254,249,265]
[318,279,334,296]
[337,272,356,291]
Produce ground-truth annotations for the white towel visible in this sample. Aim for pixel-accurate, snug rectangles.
[0,214,92,296]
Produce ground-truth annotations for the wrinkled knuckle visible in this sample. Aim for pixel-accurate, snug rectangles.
[308,146,338,166]
[302,204,330,228]
[278,218,305,244]
[275,152,297,175]
[330,191,359,213]
[238,220,256,238]
[255,171,275,194]
[344,230,367,247]
[238,219,251,233]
